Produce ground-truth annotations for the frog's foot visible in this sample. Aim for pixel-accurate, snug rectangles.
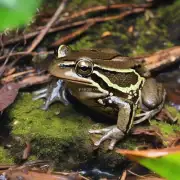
[134,103,164,125]
[134,111,153,124]
[32,80,69,110]
[89,126,124,150]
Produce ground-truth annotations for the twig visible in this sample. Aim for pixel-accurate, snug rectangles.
[2,3,152,47]
[18,74,51,88]
[0,51,53,61]
[1,69,35,83]
[26,0,68,52]
[127,170,146,178]
[120,170,127,180]
[51,22,95,47]
[2,21,85,47]
[55,3,152,25]
[51,7,146,47]
[0,44,19,77]
[3,67,16,76]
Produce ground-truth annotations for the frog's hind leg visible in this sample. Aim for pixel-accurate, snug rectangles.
[89,96,134,150]
[32,79,69,110]
[133,78,166,125]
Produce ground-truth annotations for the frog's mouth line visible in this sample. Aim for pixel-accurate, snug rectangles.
[60,78,92,85]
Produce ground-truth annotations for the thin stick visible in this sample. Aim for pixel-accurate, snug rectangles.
[1,69,35,83]
[18,74,51,88]
[55,3,152,25]
[51,7,146,47]
[26,0,68,52]
[143,46,180,71]
[51,22,95,47]
[0,51,53,61]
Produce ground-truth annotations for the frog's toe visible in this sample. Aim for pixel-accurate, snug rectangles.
[33,93,47,101]
[33,88,47,95]
[40,103,49,111]
[89,127,112,134]
[32,88,48,101]
[109,139,118,150]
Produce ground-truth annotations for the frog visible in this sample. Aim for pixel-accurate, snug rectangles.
[33,45,166,150]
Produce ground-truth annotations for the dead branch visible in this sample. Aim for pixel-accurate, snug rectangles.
[143,46,180,71]
[51,7,146,47]
[55,3,152,25]
[26,0,68,52]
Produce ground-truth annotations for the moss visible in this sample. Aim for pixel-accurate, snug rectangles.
[8,93,94,169]
[10,93,91,139]
[165,105,180,124]
[150,120,180,138]
[70,36,95,50]
[0,147,14,164]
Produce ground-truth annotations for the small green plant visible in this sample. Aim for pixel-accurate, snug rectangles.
[0,0,42,31]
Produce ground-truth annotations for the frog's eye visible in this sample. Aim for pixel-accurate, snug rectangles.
[75,57,93,77]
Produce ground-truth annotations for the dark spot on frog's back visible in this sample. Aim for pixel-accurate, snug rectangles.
[95,69,138,87]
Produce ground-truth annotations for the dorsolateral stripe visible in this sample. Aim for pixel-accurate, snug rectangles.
[93,69,145,94]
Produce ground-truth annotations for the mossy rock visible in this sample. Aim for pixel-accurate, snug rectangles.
[7,93,138,170]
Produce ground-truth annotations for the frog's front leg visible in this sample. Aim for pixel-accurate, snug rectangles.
[89,96,134,150]
[33,79,69,110]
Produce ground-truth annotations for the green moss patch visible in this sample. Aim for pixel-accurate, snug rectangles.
[8,93,94,168]
[0,147,14,164]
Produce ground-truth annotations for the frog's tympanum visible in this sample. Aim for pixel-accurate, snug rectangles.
[33,45,166,150]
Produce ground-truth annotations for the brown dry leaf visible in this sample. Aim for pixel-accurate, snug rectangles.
[128,26,134,33]
[116,146,180,158]
[0,82,21,111]
[101,31,112,38]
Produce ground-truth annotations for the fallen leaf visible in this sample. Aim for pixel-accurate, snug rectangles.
[116,146,180,158]
[0,82,21,111]
[101,31,111,38]
[116,146,180,180]
[128,26,134,33]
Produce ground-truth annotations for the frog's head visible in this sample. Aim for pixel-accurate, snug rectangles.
[49,54,94,85]
[50,45,96,85]
[49,45,145,99]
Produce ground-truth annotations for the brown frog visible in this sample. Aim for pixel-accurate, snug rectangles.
[33,45,165,150]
